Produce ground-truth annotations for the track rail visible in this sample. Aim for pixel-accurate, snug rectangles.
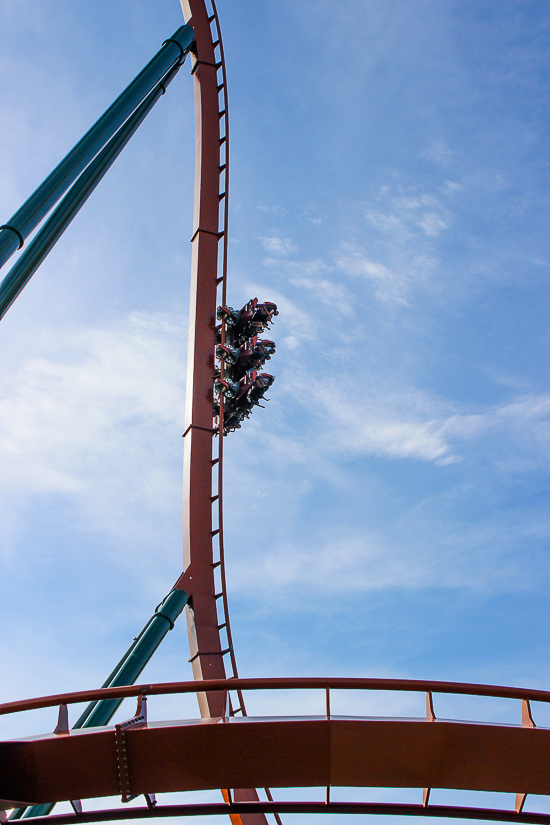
[201,0,248,725]
[173,2,270,823]
[1,803,550,825]
[174,0,239,717]
[3,675,550,714]
[2,678,550,822]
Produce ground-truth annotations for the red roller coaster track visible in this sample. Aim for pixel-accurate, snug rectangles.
[2,677,550,820]
[2,1,550,824]
[173,1,271,820]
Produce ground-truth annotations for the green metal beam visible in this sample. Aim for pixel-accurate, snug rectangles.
[0,60,183,321]
[0,24,194,270]
[10,588,188,820]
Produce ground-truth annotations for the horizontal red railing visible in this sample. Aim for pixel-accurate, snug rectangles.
[3,677,550,823]
[1,676,550,717]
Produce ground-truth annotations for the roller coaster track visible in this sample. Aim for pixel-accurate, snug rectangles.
[167,1,274,821]
[3,677,550,821]
[174,0,244,718]
[169,13,275,814]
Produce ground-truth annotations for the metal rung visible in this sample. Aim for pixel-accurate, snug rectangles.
[218,109,226,119]
[211,458,219,465]
[214,592,224,599]
[217,622,227,630]
[219,136,227,145]
[189,226,224,242]
[211,494,219,502]
[213,40,220,48]
[219,163,227,172]
[208,14,215,22]
[211,528,220,536]
[218,192,226,200]
[217,84,225,92]
[191,59,220,74]
[212,560,221,569]
[188,648,230,663]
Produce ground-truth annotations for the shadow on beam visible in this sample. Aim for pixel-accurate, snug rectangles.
[14,802,550,824]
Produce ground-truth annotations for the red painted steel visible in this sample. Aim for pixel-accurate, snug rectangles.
[0,803,550,825]
[173,2,268,821]
[3,678,550,821]
[3,716,550,802]
[176,0,226,719]
[5,804,550,825]
[3,675,550,716]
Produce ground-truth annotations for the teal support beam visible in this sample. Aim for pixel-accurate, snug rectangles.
[75,588,189,728]
[10,588,188,820]
[0,59,183,321]
[0,24,194,270]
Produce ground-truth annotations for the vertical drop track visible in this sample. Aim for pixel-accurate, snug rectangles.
[175,2,280,823]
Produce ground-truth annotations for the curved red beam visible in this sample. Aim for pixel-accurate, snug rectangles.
[0,803,549,825]
[172,2,269,822]
[2,714,550,806]
[174,0,250,722]
[175,0,228,717]
[2,676,550,716]
[2,678,550,820]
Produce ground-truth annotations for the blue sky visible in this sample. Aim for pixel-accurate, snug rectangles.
[2,0,550,822]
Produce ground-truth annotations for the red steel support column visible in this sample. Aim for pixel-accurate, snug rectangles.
[176,0,225,718]
[176,5,270,822]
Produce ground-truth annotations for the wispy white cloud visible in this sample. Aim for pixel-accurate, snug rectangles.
[281,368,550,469]
[296,376,458,463]
[256,178,456,307]
[257,204,289,216]
[441,180,462,194]
[365,188,451,241]
[417,211,448,237]
[261,253,356,316]
[222,383,550,604]
[260,235,298,255]
[289,277,355,317]
[298,206,323,225]
[335,248,411,304]
[0,312,186,543]
[421,140,454,167]
[229,477,550,598]
[332,181,455,305]
[226,401,550,601]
